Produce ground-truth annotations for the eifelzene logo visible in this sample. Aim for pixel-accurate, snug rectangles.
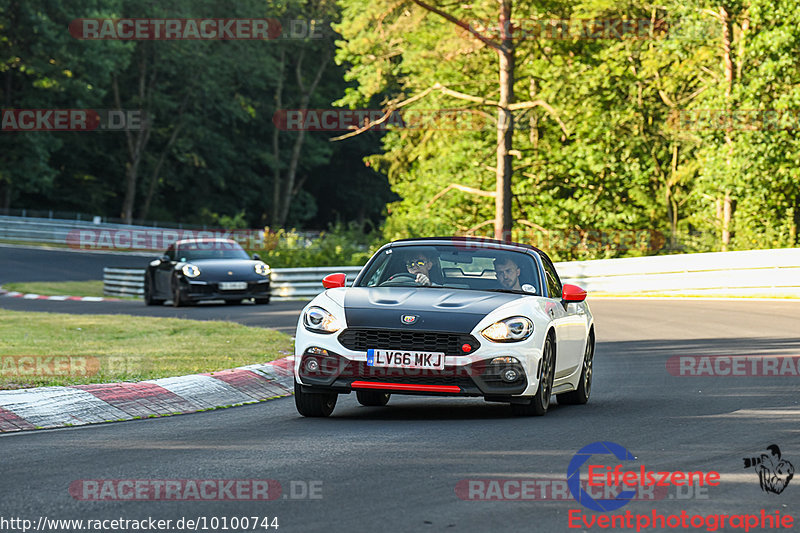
[743,445,794,495]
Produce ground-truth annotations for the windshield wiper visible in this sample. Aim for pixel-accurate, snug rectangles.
[482,288,534,295]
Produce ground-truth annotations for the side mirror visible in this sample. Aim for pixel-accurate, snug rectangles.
[322,273,347,289]
[562,284,587,303]
[160,255,171,262]
[252,253,261,260]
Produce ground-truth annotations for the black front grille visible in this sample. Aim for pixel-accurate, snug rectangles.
[337,328,479,355]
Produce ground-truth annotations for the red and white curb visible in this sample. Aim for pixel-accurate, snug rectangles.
[0,356,294,433]
[0,286,121,302]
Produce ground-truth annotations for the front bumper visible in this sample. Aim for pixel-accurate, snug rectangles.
[296,349,529,398]
[180,278,270,301]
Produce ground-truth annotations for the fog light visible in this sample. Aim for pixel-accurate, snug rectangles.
[501,368,519,383]
[305,358,320,373]
[491,356,519,365]
[307,347,328,355]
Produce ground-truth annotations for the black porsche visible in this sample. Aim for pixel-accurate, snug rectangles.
[144,238,271,307]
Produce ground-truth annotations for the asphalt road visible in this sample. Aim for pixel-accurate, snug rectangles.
[0,296,305,333]
[2,246,799,532]
[3,298,800,531]
[0,244,152,282]
[0,245,302,332]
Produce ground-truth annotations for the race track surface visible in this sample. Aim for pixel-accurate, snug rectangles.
[1,246,799,532]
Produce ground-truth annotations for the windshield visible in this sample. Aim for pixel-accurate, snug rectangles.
[356,244,542,295]
[175,241,250,261]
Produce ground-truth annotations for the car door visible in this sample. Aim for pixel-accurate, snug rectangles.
[540,254,585,379]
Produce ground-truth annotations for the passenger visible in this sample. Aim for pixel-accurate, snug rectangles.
[494,256,522,291]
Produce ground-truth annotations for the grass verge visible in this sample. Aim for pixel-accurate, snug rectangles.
[0,309,293,389]
[2,280,118,298]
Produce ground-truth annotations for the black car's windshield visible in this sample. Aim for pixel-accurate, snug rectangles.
[356,244,542,295]
[175,240,250,261]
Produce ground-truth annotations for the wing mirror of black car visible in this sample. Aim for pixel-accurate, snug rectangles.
[160,255,170,262]
[252,253,261,261]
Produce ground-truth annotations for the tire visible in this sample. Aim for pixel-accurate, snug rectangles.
[144,273,164,306]
[254,296,270,305]
[356,390,391,407]
[225,299,241,305]
[511,334,555,417]
[172,281,187,307]
[558,333,594,406]
[294,381,337,417]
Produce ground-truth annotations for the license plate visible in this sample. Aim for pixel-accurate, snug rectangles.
[367,349,445,370]
[219,281,247,290]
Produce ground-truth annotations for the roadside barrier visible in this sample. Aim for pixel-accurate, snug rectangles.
[102,248,800,301]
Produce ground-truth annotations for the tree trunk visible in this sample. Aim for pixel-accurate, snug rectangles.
[274,48,329,228]
[667,143,679,248]
[720,5,735,251]
[271,49,286,228]
[139,95,188,221]
[494,0,514,241]
[721,190,732,251]
[115,56,154,224]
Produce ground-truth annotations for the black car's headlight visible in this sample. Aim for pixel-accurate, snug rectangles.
[481,316,533,342]
[181,264,201,278]
[303,306,341,334]
[254,262,271,276]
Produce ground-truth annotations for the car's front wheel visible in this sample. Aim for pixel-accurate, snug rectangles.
[254,296,270,305]
[144,273,164,306]
[558,333,593,405]
[172,280,187,307]
[294,381,337,417]
[356,390,391,407]
[511,334,555,417]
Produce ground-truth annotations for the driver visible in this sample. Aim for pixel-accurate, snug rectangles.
[494,256,522,291]
[405,253,434,286]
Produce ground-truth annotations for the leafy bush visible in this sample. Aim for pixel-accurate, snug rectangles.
[252,222,381,268]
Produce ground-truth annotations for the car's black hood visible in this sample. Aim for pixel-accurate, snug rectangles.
[343,287,520,333]
[185,259,262,280]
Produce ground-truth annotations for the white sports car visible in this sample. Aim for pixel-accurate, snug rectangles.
[293,237,594,417]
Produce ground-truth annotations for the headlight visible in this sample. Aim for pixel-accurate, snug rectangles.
[254,262,271,276]
[481,316,533,342]
[303,306,341,334]
[181,264,200,278]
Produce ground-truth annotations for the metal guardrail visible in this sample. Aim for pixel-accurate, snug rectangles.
[0,215,168,247]
[269,267,362,300]
[556,248,800,296]
[103,268,147,298]
[102,266,363,300]
[103,248,800,301]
